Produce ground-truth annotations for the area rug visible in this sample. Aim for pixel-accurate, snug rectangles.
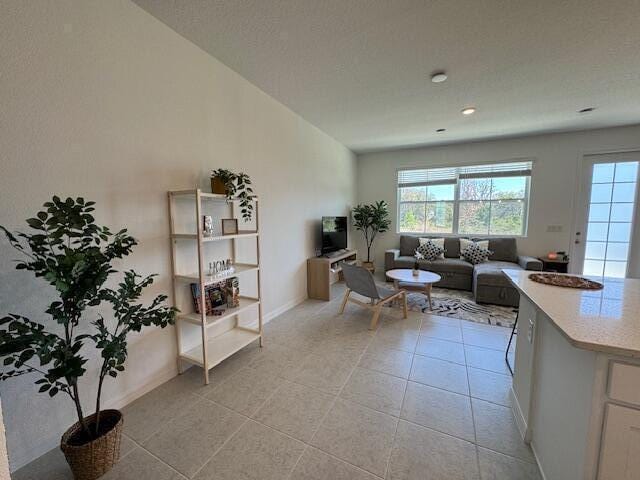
[382,284,517,328]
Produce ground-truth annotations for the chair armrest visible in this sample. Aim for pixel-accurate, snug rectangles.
[518,255,543,271]
[385,249,400,272]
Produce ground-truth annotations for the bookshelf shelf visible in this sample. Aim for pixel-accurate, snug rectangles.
[168,188,263,385]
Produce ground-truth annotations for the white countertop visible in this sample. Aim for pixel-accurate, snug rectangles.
[503,269,640,358]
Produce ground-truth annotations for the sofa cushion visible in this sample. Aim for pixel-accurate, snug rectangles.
[394,255,418,269]
[399,235,420,256]
[473,237,519,263]
[443,237,461,258]
[473,261,521,287]
[419,258,474,275]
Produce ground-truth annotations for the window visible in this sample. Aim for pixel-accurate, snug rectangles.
[583,161,639,278]
[397,161,532,235]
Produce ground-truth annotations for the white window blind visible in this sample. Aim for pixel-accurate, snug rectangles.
[397,161,532,186]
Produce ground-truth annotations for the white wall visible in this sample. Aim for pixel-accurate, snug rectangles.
[356,125,640,270]
[0,0,355,470]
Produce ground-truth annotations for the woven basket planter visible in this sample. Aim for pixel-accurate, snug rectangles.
[60,409,123,480]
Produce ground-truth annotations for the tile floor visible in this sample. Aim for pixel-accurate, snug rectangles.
[13,284,541,480]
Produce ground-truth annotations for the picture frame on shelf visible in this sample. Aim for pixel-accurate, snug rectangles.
[221,218,238,235]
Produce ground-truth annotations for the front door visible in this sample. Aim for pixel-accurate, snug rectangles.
[573,152,640,278]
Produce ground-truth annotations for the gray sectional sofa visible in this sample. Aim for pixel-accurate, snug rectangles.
[385,236,542,307]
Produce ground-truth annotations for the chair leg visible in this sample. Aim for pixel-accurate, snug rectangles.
[339,289,351,315]
[402,292,408,319]
[369,303,382,330]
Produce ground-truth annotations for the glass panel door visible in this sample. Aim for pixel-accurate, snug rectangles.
[583,161,639,277]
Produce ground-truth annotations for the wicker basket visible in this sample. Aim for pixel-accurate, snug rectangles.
[60,409,123,480]
[211,176,227,194]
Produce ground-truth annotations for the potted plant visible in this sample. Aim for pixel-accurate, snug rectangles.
[352,201,391,273]
[210,169,256,221]
[0,196,176,480]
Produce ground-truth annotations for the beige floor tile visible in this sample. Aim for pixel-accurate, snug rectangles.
[289,447,379,480]
[310,399,397,477]
[290,351,355,395]
[245,341,308,378]
[340,367,406,416]
[401,381,475,442]
[102,447,183,480]
[370,327,418,353]
[12,447,73,480]
[467,367,512,406]
[472,398,535,463]
[410,354,469,395]
[122,374,203,442]
[420,321,463,342]
[387,420,480,480]
[464,345,513,376]
[142,398,245,477]
[415,336,466,364]
[478,447,542,480]
[253,380,335,442]
[206,367,284,416]
[194,420,305,480]
[422,314,462,327]
[462,329,509,351]
[381,315,422,333]
[358,344,413,378]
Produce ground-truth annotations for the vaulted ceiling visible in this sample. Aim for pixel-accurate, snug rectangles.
[133,0,640,152]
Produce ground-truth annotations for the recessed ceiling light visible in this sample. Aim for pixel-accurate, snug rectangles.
[461,107,476,115]
[578,107,596,114]
[436,128,446,133]
[431,71,448,83]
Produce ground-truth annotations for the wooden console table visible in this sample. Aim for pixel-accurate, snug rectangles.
[307,249,357,300]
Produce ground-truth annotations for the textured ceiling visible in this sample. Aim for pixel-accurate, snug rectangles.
[132,0,640,153]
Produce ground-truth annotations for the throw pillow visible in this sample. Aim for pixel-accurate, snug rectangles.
[416,238,445,261]
[461,240,493,265]
[459,238,489,254]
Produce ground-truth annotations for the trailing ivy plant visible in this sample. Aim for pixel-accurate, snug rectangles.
[0,196,176,442]
[210,168,255,221]
[352,200,392,263]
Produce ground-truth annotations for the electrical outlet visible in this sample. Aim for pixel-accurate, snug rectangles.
[546,225,563,233]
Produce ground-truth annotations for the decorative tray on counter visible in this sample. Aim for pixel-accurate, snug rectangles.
[528,273,604,290]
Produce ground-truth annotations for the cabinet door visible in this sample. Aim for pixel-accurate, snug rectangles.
[598,404,640,480]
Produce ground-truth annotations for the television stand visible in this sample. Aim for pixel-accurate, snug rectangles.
[307,249,357,301]
[324,248,349,258]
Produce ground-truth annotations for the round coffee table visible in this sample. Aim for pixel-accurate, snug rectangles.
[386,269,441,310]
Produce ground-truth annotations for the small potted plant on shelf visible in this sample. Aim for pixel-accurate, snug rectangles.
[210,168,256,221]
[0,196,176,480]
[352,200,391,273]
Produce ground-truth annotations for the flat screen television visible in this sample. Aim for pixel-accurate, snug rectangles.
[321,216,347,255]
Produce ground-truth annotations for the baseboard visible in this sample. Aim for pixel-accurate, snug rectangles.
[263,295,307,323]
[530,441,548,480]
[511,386,528,440]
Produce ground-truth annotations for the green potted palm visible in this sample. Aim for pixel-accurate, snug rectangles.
[352,201,391,273]
[210,168,256,221]
[0,196,176,480]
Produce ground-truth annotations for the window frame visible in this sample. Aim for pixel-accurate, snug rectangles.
[396,160,533,237]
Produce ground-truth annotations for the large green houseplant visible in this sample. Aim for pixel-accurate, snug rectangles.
[210,168,255,221]
[0,196,176,480]
[352,201,391,272]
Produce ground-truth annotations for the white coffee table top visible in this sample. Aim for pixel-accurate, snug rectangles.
[386,269,441,285]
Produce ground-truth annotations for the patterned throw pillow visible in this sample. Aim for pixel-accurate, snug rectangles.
[415,238,445,261]
[461,241,493,265]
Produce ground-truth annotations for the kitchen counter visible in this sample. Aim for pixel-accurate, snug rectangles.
[503,269,640,357]
[504,268,640,480]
